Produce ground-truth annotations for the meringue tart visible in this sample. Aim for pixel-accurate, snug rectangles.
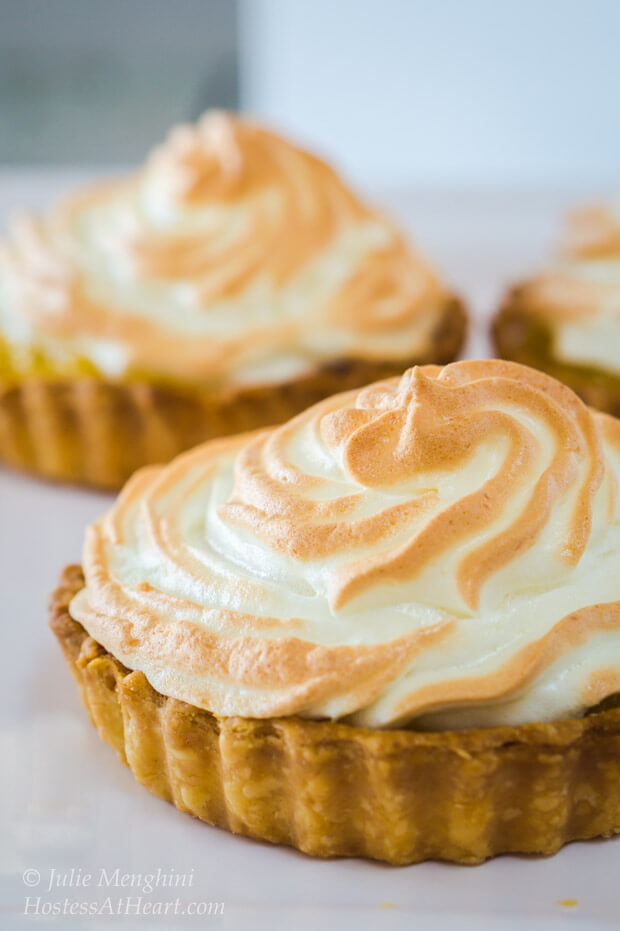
[50,359,620,864]
[494,203,620,416]
[0,112,465,489]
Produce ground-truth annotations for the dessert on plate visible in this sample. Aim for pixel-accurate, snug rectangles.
[494,203,620,416]
[0,112,465,488]
[50,359,620,864]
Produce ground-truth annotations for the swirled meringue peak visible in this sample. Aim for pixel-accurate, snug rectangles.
[70,360,620,729]
[0,111,447,386]
[523,202,620,375]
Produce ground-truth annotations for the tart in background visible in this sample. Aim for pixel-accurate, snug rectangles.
[493,203,620,415]
[51,359,620,864]
[0,112,466,488]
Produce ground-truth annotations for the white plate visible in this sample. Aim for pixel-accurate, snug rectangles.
[1,178,618,929]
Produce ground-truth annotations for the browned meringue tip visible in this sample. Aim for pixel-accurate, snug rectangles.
[563,205,620,260]
[50,566,620,865]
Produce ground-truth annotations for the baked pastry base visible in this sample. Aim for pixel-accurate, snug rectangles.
[493,289,620,417]
[0,298,466,489]
[50,566,620,865]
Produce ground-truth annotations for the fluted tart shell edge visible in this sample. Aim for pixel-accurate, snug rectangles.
[50,565,620,865]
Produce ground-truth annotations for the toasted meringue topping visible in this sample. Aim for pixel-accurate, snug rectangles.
[564,205,620,260]
[0,112,447,386]
[69,360,620,728]
[520,202,620,375]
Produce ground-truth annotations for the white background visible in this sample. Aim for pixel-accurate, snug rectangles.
[240,0,620,190]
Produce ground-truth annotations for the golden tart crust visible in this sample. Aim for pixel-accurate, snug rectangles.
[51,565,620,865]
[0,297,465,488]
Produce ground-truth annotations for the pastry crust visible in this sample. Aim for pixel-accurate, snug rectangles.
[51,565,620,865]
[492,288,620,417]
[0,296,466,488]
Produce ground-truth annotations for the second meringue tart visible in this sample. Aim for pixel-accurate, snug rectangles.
[0,112,465,488]
[51,359,620,864]
[494,203,620,416]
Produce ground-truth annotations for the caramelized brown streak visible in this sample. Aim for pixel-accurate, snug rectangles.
[393,602,620,722]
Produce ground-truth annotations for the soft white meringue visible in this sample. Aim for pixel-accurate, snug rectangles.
[70,360,620,729]
[0,112,447,387]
